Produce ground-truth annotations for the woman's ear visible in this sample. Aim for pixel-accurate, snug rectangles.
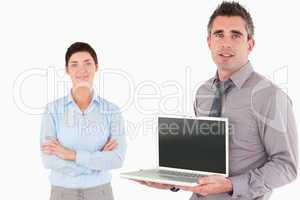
[65,65,69,74]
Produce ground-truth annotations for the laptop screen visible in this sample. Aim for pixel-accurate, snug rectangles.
[158,116,227,174]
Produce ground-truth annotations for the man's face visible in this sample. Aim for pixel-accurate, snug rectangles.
[207,16,254,71]
[66,51,98,89]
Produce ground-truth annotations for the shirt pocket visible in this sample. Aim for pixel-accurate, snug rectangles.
[225,89,252,110]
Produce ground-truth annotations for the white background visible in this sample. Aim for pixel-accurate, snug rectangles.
[0,0,299,199]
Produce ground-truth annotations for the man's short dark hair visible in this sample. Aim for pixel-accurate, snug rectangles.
[65,42,98,66]
[208,1,254,40]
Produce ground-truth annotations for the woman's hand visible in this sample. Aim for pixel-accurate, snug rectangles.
[41,137,117,161]
[41,138,76,161]
[101,138,118,151]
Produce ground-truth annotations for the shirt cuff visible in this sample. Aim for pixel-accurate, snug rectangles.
[228,174,249,198]
[76,150,90,167]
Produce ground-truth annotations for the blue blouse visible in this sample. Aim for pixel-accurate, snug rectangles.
[40,91,126,188]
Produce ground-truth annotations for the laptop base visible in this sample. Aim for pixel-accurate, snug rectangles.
[120,169,203,187]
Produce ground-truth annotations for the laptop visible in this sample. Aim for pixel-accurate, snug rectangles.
[120,115,229,186]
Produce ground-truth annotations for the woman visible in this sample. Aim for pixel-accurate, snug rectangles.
[40,42,126,200]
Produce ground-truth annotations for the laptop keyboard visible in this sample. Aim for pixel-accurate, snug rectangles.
[158,170,202,179]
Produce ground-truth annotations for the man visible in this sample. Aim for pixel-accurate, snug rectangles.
[138,2,298,199]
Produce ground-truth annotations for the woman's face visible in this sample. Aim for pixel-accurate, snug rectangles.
[66,51,98,90]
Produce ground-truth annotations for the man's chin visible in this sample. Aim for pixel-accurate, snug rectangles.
[217,63,236,71]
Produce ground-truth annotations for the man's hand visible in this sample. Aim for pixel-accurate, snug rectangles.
[101,138,118,151]
[41,138,76,161]
[178,175,233,196]
[133,180,173,190]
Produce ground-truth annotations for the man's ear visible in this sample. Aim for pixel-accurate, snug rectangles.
[95,64,99,72]
[207,36,211,49]
[247,38,255,52]
[65,66,69,74]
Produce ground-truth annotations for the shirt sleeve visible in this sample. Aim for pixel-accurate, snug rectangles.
[229,90,298,199]
[75,105,127,170]
[40,105,93,176]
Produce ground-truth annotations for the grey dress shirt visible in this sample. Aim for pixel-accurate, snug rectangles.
[191,61,298,200]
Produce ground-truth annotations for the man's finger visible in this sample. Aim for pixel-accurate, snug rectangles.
[146,182,173,189]
[180,185,207,195]
[198,176,216,185]
[178,185,198,192]
[195,185,210,196]
[132,179,147,185]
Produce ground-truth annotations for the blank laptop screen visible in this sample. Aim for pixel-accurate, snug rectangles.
[158,117,227,174]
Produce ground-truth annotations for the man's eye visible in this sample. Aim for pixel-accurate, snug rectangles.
[215,34,223,38]
[232,34,241,39]
[70,64,78,67]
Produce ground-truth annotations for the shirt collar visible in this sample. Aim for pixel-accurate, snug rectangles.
[65,89,100,106]
[211,61,254,89]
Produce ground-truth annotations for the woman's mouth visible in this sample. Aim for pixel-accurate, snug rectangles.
[76,75,89,81]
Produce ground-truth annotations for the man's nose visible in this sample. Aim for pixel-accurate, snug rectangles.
[220,36,233,48]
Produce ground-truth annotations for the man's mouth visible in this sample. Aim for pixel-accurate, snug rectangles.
[218,53,234,58]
